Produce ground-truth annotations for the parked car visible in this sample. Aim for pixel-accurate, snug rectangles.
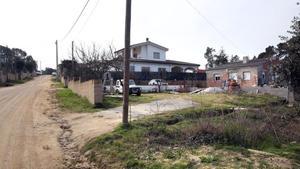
[36,71,42,76]
[148,79,168,86]
[51,72,57,77]
[115,79,141,96]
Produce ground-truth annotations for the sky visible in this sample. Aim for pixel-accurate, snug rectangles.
[0,0,299,69]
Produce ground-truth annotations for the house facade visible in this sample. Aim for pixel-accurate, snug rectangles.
[206,57,277,89]
[115,39,199,73]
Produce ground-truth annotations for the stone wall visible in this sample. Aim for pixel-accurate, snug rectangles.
[68,79,103,105]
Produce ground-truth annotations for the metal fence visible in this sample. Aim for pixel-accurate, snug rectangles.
[110,71,206,81]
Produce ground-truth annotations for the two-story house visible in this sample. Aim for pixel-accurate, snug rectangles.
[115,38,199,73]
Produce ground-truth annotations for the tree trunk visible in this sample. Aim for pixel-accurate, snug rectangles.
[288,85,295,107]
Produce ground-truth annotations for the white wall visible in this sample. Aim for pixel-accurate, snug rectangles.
[129,44,167,61]
[145,45,166,61]
[130,62,198,72]
[130,62,171,72]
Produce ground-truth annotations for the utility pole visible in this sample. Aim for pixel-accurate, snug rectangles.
[72,41,74,78]
[40,61,42,72]
[55,40,59,79]
[72,41,74,60]
[122,0,132,125]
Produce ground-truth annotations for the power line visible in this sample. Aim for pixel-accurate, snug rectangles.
[78,0,101,34]
[184,0,245,54]
[62,0,91,41]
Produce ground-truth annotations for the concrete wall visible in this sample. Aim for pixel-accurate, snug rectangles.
[0,71,6,83]
[0,71,34,84]
[21,72,32,79]
[7,73,17,81]
[242,86,289,99]
[68,79,103,105]
[130,62,171,72]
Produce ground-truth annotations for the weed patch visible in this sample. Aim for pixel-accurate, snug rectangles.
[83,94,300,168]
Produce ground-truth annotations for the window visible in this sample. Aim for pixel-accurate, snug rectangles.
[243,72,251,80]
[130,66,135,72]
[229,72,238,81]
[141,67,150,72]
[153,52,160,59]
[132,47,139,58]
[214,74,221,81]
[158,68,166,72]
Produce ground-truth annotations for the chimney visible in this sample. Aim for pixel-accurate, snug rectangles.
[146,38,149,42]
[243,56,249,64]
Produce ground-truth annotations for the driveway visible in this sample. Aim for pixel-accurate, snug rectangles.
[65,97,196,148]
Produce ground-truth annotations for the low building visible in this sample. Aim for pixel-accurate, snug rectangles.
[115,38,199,73]
[206,57,278,89]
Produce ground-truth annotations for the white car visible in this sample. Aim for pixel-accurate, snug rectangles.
[148,79,168,86]
[114,79,141,96]
[36,71,42,75]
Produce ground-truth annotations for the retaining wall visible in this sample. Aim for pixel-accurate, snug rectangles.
[242,87,289,99]
[68,79,103,105]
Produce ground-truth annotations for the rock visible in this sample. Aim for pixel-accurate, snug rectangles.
[60,124,71,130]
[84,150,91,157]
[62,130,72,138]
[43,145,51,150]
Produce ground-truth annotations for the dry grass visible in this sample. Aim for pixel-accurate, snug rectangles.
[82,93,300,168]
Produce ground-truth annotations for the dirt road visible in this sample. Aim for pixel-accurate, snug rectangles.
[0,76,62,169]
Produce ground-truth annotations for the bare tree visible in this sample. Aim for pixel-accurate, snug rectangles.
[72,43,121,81]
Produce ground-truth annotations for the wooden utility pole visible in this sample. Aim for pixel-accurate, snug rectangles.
[71,41,74,78]
[72,41,74,60]
[40,61,42,72]
[122,0,132,125]
[55,40,59,79]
